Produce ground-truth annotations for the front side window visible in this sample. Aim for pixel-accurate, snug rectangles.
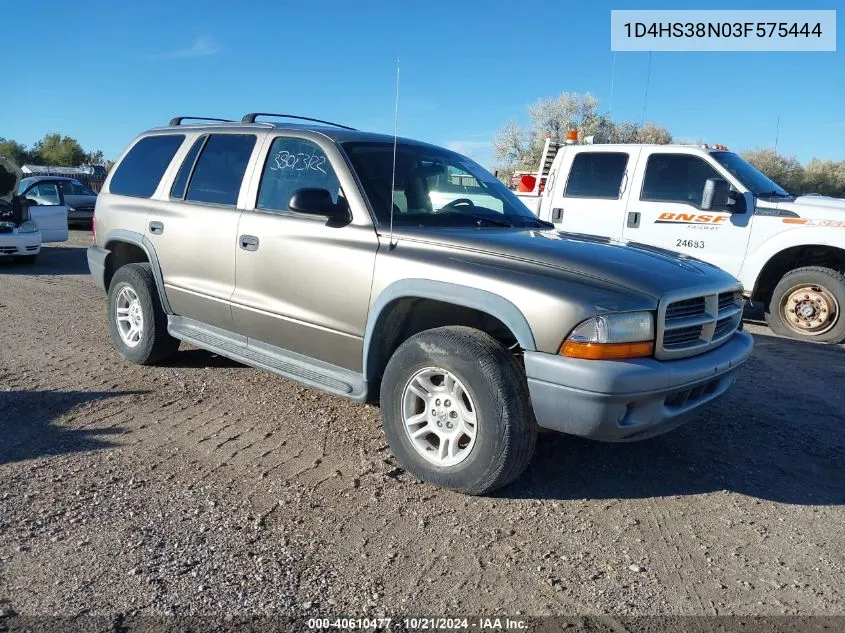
[110,134,185,198]
[24,182,61,205]
[257,137,341,212]
[640,154,723,207]
[564,152,629,199]
[342,141,545,228]
[186,134,256,206]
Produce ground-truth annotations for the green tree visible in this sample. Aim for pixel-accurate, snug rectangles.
[31,133,87,167]
[0,138,32,166]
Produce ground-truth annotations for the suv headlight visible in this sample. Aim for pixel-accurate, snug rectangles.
[560,311,655,360]
[18,220,39,233]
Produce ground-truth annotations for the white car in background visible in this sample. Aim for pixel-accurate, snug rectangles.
[0,158,68,264]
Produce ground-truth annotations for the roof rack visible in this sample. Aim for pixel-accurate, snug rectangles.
[169,116,233,126]
[241,113,357,131]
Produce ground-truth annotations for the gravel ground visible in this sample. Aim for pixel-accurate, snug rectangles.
[1,232,843,622]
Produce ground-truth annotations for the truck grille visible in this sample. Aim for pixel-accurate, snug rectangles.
[657,288,743,359]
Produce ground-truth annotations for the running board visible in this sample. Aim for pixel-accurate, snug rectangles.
[167,316,368,401]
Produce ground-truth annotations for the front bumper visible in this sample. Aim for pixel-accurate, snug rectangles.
[525,331,753,442]
[0,231,41,257]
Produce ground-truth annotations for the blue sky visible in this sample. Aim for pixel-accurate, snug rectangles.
[2,0,842,167]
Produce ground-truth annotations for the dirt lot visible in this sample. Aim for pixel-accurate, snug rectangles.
[1,231,843,621]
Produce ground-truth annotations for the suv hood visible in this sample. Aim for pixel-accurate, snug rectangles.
[0,157,22,205]
[64,193,97,208]
[394,227,739,299]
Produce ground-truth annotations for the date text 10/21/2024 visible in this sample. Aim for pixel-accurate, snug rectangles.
[306,617,529,630]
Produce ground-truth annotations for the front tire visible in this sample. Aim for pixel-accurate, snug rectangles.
[107,263,180,364]
[380,326,537,495]
[765,266,845,344]
[14,255,37,265]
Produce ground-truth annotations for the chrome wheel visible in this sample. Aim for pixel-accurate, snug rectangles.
[401,367,478,467]
[115,285,144,348]
[780,284,839,336]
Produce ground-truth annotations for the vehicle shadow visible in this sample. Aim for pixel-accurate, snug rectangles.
[0,390,146,465]
[163,348,246,369]
[504,332,845,505]
[0,245,89,276]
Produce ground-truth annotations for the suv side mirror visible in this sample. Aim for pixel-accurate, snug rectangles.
[288,188,350,224]
[700,178,730,211]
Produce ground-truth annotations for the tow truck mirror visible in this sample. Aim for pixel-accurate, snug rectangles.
[700,178,730,211]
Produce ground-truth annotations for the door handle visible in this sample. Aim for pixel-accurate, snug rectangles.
[149,221,164,235]
[551,208,564,223]
[627,212,641,228]
[239,235,259,251]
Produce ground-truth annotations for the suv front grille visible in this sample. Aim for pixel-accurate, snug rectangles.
[657,288,743,359]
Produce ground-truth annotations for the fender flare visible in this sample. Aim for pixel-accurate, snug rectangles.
[363,279,537,381]
[104,229,173,314]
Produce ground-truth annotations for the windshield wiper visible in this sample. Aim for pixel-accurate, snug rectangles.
[516,218,555,229]
[758,190,792,198]
[437,211,513,227]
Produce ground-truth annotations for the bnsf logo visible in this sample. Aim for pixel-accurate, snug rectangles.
[655,213,729,225]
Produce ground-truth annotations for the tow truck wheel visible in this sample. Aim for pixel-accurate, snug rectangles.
[765,266,845,344]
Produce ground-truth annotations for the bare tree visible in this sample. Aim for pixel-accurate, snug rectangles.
[741,148,805,194]
[492,92,672,176]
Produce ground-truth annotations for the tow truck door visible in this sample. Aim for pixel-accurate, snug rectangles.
[21,180,69,242]
[621,149,751,277]
[547,147,639,240]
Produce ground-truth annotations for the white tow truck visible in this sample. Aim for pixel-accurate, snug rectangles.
[514,134,845,343]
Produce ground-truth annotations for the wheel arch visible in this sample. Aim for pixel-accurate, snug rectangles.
[751,243,845,304]
[363,280,536,384]
[103,229,172,313]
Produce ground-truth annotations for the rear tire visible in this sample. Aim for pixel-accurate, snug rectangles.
[380,326,537,495]
[107,263,180,364]
[765,266,845,344]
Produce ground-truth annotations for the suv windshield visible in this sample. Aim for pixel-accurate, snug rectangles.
[711,151,792,198]
[342,141,547,228]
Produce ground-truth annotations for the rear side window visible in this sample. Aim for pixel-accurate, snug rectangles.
[257,137,341,212]
[170,135,206,199]
[640,154,723,206]
[564,152,629,199]
[110,135,185,198]
[186,134,256,206]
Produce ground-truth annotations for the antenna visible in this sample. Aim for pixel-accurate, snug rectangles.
[774,116,780,154]
[609,52,616,117]
[388,57,400,250]
[641,50,652,126]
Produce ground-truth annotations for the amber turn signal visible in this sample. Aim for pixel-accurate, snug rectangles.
[560,340,654,360]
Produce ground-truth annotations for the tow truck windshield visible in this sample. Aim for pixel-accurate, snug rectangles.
[711,151,793,199]
[343,141,550,229]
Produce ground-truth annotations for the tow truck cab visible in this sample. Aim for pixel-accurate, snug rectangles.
[514,136,845,344]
